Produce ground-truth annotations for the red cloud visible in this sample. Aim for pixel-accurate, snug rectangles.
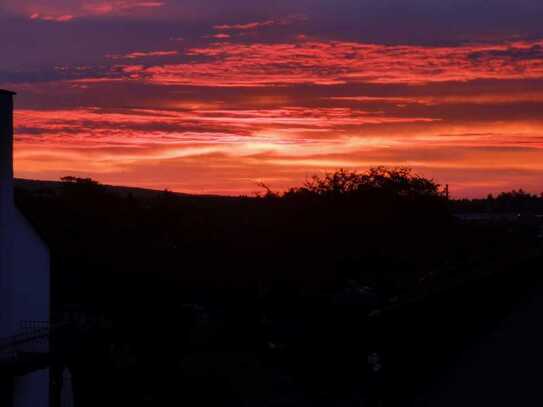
[23,0,164,21]
[106,50,179,60]
[330,91,543,106]
[214,20,277,31]
[213,15,307,31]
[14,106,438,144]
[30,13,74,22]
[209,33,232,39]
[113,39,543,87]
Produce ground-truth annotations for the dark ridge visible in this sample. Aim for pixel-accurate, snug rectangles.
[15,178,245,201]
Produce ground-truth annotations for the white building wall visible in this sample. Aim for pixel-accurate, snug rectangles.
[11,207,50,332]
[8,209,51,407]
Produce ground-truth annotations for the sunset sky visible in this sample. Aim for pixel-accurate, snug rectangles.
[1,0,543,196]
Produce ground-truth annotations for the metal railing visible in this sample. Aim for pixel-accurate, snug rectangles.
[0,321,50,355]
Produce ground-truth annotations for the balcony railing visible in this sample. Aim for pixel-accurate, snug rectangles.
[0,321,50,355]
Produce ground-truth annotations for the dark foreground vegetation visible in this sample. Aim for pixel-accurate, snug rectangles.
[15,168,543,406]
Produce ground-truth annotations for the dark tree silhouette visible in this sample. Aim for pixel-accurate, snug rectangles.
[60,176,100,186]
[285,167,442,199]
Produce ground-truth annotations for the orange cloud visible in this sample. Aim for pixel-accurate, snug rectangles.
[12,100,543,197]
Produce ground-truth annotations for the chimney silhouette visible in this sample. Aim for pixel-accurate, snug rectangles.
[0,89,15,194]
[0,89,15,207]
[0,88,16,221]
[0,89,15,336]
